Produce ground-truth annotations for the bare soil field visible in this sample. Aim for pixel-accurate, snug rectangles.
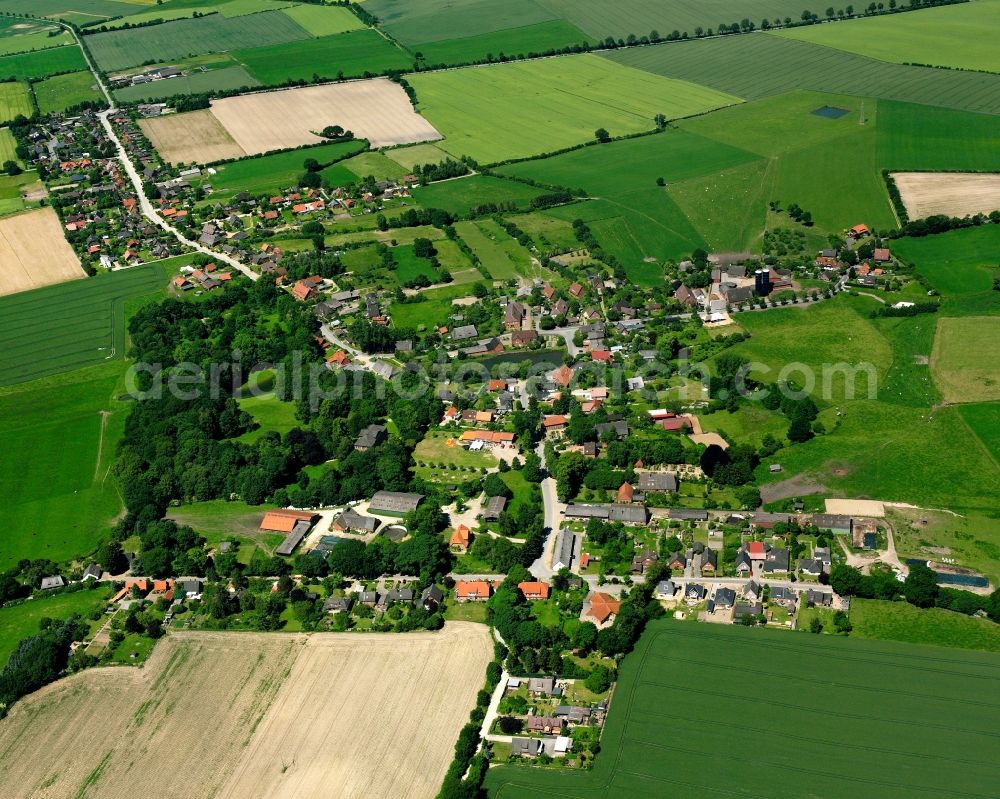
[825,498,886,517]
[0,207,84,296]
[208,78,442,155]
[893,172,1000,219]
[139,108,246,165]
[0,624,491,799]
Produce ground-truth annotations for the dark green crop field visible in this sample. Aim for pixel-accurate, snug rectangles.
[486,620,1000,799]
[604,34,1000,115]
[0,45,87,81]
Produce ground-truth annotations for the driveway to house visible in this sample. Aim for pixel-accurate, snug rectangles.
[529,440,564,581]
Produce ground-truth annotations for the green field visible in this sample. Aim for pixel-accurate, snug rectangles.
[280,3,362,36]
[931,316,1000,404]
[485,620,1000,798]
[0,126,16,163]
[0,363,127,567]
[412,176,546,215]
[0,170,40,216]
[336,151,409,183]
[777,0,1000,73]
[849,598,1000,652]
[604,34,1000,116]
[0,27,72,56]
[113,64,261,102]
[0,81,32,123]
[0,0,143,22]
[235,29,413,83]
[0,45,87,81]
[892,225,1000,315]
[0,263,175,386]
[959,402,1000,466]
[408,54,741,163]
[394,243,441,284]
[0,585,111,667]
[87,9,312,72]
[236,391,301,442]
[498,129,755,272]
[454,219,534,280]
[97,0,298,29]
[416,20,594,66]
[366,0,557,44]
[204,139,366,200]
[32,70,102,114]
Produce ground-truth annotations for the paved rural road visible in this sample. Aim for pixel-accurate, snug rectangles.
[61,20,260,282]
[98,110,259,281]
[530,440,564,581]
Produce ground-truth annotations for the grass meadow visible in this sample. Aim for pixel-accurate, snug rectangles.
[892,225,1000,315]
[235,29,413,83]
[0,28,72,57]
[485,620,1000,799]
[0,82,32,123]
[776,0,1000,73]
[604,34,1000,115]
[416,20,594,66]
[236,391,301,443]
[412,176,545,215]
[32,70,101,114]
[0,584,111,667]
[280,3,362,36]
[0,363,127,567]
[958,403,1000,466]
[931,316,1000,404]
[454,219,534,280]
[205,139,366,200]
[0,0,143,21]
[408,54,740,163]
[87,9,312,72]
[96,0,298,29]
[0,45,87,81]
[849,598,1000,652]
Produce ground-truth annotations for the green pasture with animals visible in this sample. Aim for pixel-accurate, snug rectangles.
[485,620,1000,799]
[407,54,741,164]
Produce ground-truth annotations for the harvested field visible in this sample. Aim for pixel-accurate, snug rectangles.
[0,625,492,799]
[825,498,886,518]
[893,171,1000,219]
[208,79,442,154]
[140,108,246,165]
[0,207,83,296]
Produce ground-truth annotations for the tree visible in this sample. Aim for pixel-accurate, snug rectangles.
[787,416,814,443]
[3,160,21,176]
[654,113,667,130]
[497,715,523,734]
[904,562,939,608]
[585,664,613,693]
[809,616,823,633]
[96,540,128,574]
[594,128,611,143]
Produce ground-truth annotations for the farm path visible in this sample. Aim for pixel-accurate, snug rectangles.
[856,291,886,304]
[93,409,110,482]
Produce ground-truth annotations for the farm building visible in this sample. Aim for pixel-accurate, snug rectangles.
[484,495,507,521]
[518,581,550,600]
[332,508,379,534]
[812,514,853,535]
[450,525,471,553]
[369,491,423,515]
[552,529,577,571]
[354,423,387,452]
[637,471,678,493]
[259,510,319,533]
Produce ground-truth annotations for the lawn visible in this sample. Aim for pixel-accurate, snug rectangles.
[931,316,1000,404]
[413,430,497,481]
[0,584,112,667]
[205,139,366,200]
[113,64,261,102]
[413,176,546,216]
[0,81,32,123]
[776,0,1000,73]
[416,19,595,67]
[236,391,301,442]
[32,70,102,114]
[407,54,741,163]
[849,598,1000,652]
[485,619,1000,798]
[0,45,87,81]
[892,225,1000,316]
[87,8,313,72]
[443,601,488,623]
[604,34,1000,116]
[166,498,287,561]
[235,29,413,84]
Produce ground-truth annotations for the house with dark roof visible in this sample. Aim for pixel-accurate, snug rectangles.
[812,514,853,535]
[713,587,736,609]
[511,737,544,759]
[421,585,444,611]
[638,471,677,493]
[763,547,790,574]
[484,495,508,521]
[806,589,833,607]
[354,424,387,452]
[685,583,706,602]
[770,586,798,608]
[798,558,824,577]
[332,508,380,534]
[369,491,423,515]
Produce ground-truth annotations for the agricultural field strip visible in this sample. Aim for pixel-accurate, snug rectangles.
[604,34,1000,115]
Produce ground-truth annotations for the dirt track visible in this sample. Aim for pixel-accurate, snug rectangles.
[208,78,443,155]
[0,208,84,296]
[0,624,492,799]
[893,172,1000,219]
